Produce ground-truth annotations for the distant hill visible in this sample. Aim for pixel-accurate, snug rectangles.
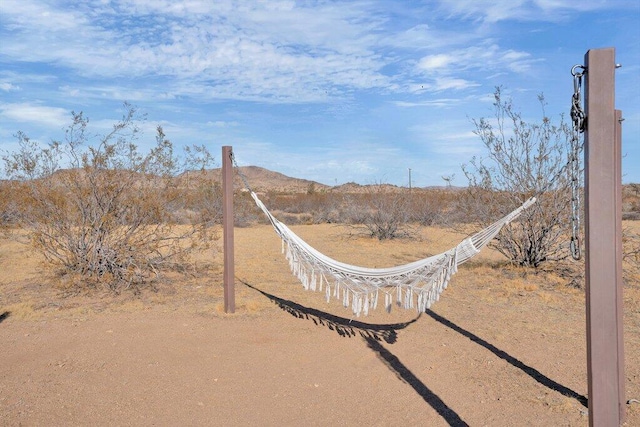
[6,165,638,219]
[181,166,463,194]
[181,166,331,194]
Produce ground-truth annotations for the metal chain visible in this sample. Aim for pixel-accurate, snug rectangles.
[569,65,586,260]
[229,150,254,193]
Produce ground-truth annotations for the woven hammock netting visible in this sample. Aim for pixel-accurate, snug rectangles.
[249,190,536,316]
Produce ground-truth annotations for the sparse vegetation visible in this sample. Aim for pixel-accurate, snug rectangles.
[2,104,217,293]
[263,191,343,225]
[2,100,637,295]
[343,183,414,240]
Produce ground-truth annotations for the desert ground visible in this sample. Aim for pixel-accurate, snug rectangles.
[1,222,639,426]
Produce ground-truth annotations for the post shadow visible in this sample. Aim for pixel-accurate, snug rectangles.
[242,280,469,426]
[0,311,9,323]
[425,309,588,408]
[364,336,469,426]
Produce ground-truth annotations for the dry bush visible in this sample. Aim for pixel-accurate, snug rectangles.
[234,190,263,227]
[255,187,458,233]
[2,104,218,293]
[0,181,17,229]
[623,225,640,285]
[265,192,343,224]
[408,189,460,226]
[463,88,573,268]
[179,180,223,225]
[623,184,640,220]
[342,184,414,240]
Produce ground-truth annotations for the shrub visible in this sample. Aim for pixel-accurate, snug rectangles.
[463,88,573,268]
[265,192,344,224]
[408,189,458,226]
[343,184,414,240]
[2,104,217,293]
[623,226,640,285]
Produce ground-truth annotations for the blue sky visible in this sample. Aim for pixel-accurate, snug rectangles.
[1,1,639,187]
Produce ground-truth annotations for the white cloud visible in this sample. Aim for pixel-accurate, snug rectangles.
[418,54,453,71]
[434,0,633,23]
[0,103,69,128]
[407,43,538,94]
[433,77,479,91]
[386,24,475,51]
[0,82,19,91]
[394,98,463,108]
[207,121,239,128]
[0,0,565,106]
[418,44,538,75]
[0,0,394,103]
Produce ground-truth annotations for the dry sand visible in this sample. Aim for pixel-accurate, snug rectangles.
[1,223,639,426]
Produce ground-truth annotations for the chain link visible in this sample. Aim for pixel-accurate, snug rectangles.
[229,149,254,193]
[569,65,586,260]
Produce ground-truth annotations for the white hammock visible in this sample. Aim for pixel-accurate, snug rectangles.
[250,191,536,316]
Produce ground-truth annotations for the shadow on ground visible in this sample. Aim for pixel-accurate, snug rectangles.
[243,280,590,423]
[425,309,588,408]
[242,280,470,426]
[241,280,419,343]
[0,311,10,324]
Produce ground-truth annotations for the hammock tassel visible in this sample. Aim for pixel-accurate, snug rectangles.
[310,270,317,291]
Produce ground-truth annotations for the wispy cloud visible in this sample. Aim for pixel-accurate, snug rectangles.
[434,0,628,23]
[0,102,69,128]
[1,0,638,185]
[0,82,19,92]
[394,98,464,108]
[0,0,540,105]
[416,44,539,78]
[0,0,398,103]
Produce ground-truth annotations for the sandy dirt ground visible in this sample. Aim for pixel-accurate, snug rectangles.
[1,223,639,426]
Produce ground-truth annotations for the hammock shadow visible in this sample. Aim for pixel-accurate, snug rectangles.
[425,309,588,408]
[241,280,419,344]
[0,311,9,324]
[242,280,470,426]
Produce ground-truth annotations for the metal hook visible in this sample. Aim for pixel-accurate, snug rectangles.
[571,64,586,77]
[570,237,581,261]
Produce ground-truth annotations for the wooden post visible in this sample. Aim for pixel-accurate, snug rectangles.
[583,47,624,426]
[615,109,625,424]
[222,146,235,313]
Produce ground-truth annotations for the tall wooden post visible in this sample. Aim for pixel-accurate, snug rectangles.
[583,47,624,426]
[222,146,235,313]
[614,109,625,424]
